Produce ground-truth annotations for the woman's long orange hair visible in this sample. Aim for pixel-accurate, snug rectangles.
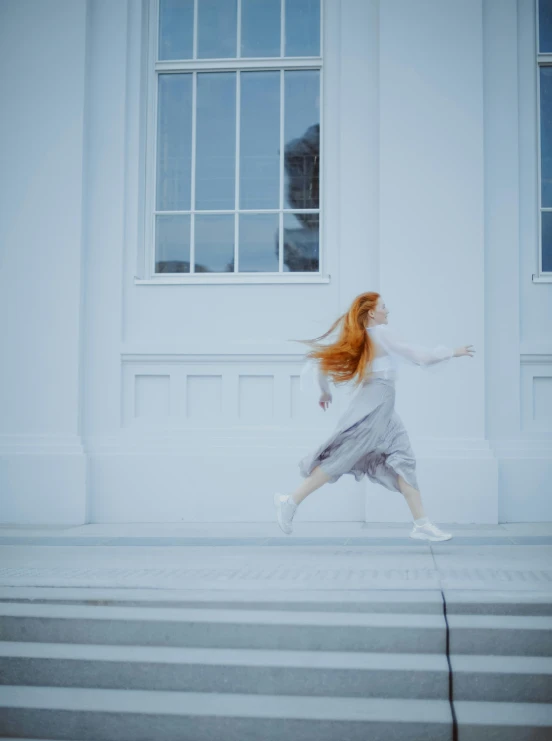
[295,292,380,388]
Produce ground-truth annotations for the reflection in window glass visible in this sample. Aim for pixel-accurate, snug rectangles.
[241,0,281,58]
[195,215,235,272]
[155,215,191,273]
[240,72,280,210]
[158,0,194,60]
[285,0,320,57]
[239,214,279,271]
[540,0,552,53]
[198,0,237,58]
[284,71,320,210]
[196,73,236,210]
[283,212,319,272]
[541,68,552,209]
[542,212,552,272]
[156,74,193,212]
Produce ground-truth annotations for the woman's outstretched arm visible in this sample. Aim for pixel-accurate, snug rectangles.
[300,358,332,393]
[317,364,331,394]
[373,325,455,366]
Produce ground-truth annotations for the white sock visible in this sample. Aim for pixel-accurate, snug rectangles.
[286,495,298,510]
[414,516,429,526]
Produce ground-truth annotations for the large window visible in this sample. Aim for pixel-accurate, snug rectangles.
[538,0,552,275]
[143,0,323,282]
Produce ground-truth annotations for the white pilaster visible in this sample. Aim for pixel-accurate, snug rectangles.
[0,0,88,524]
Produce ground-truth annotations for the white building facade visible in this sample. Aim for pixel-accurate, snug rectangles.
[1,0,550,526]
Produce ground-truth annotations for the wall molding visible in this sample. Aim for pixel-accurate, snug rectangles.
[520,352,552,364]
[83,430,495,456]
[0,435,86,456]
[122,351,306,364]
[490,438,552,458]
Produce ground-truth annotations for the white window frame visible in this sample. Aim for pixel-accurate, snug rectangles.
[135,0,329,286]
[535,0,552,282]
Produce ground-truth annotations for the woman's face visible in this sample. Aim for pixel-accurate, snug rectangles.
[369,298,389,325]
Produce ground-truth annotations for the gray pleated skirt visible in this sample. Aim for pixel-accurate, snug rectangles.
[298,377,419,493]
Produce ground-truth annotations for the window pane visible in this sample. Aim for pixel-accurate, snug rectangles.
[196,73,236,210]
[541,67,552,208]
[285,0,320,57]
[198,0,237,58]
[542,212,552,272]
[284,70,320,210]
[155,215,191,273]
[195,214,235,272]
[540,0,552,53]
[156,74,193,212]
[158,0,194,61]
[241,0,281,58]
[239,214,279,271]
[283,212,319,272]
[240,72,280,210]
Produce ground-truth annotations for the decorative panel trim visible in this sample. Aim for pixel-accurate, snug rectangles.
[0,435,85,456]
[491,438,552,458]
[120,352,319,430]
[520,353,552,433]
[520,352,552,364]
[122,352,305,364]
[84,431,494,457]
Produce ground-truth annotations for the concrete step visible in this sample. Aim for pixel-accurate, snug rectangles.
[443,591,552,616]
[0,641,449,699]
[0,603,446,653]
[451,654,552,703]
[447,614,552,656]
[1,598,550,739]
[2,587,551,615]
[0,586,445,613]
[453,700,552,740]
[0,685,453,741]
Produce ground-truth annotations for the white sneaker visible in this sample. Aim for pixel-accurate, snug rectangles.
[273,493,297,535]
[409,521,452,542]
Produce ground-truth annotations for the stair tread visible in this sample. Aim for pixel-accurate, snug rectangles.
[0,602,444,627]
[451,654,552,674]
[0,686,453,722]
[0,641,448,670]
[448,614,552,629]
[454,700,552,726]
[0,586,445,607]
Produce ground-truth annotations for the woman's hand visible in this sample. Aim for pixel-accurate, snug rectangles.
[454,345,476,358]
[319,391,332,411]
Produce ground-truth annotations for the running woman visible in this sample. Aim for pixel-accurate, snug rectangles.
[274,292,475,542]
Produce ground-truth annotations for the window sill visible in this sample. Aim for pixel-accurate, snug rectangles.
[134,274,331,286]
[532,274,552,283]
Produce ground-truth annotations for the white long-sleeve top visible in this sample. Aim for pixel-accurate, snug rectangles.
[300,323,454,394]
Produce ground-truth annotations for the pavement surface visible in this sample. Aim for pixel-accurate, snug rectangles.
[0,522,551,597]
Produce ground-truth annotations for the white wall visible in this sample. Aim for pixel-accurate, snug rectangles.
[1,0,549,525]
[493,0,552,521]
[371,0,498,524]
[0,0,87,523]
[84,0,370,523]
[86,0,497,524]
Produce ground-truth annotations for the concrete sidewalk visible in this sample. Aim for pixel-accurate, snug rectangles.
[1,523,551,741]
[0,522,551,595]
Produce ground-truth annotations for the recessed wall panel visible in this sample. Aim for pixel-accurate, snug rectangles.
[186,375,223,419]
[290,374,311,419]
[134,375,170,418]
[239,375,274,421]
[534,377,552,425]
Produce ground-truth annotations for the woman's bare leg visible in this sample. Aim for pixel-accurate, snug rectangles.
[397,475,426,520]
[289,465,331,506]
